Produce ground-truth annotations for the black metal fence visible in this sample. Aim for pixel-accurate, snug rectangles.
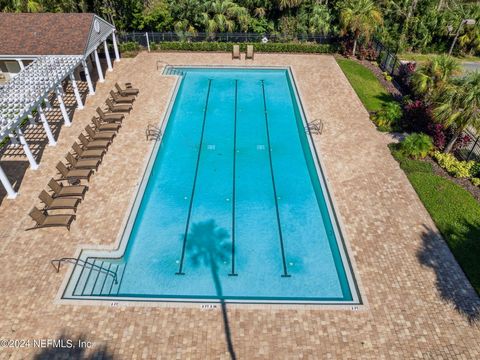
[456,128,480,161]
[117,31,334,46]
[371,38,402,76]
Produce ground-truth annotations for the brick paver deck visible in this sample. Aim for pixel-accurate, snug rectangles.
[0,52,479,359]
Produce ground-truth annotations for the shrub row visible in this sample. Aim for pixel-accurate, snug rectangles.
[432,151,480,184]
[148,41,335,53]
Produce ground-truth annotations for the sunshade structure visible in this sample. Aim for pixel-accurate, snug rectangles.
[0,13,120,199]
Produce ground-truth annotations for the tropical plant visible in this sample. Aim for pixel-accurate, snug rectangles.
[434,71,480,153]
[400,132,434,159]
[410,55,461,101]
[201,0,250,35]
[432,151,477,178]
[371,101,402,132]
[337,0,382,56]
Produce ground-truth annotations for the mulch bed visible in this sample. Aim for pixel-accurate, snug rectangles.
[424,156,480,202]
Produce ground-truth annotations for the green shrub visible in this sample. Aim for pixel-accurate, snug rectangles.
[152,41,335,53]
[371,102,403,132]
[471,162,480,177]
[399,133,434,159]
[388,143,433,174]
[472,178,480,186]
[119,41,141,52]
[432,151,476,178]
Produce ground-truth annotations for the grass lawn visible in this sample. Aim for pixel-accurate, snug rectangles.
[336,58,394,112]
[390,145,480,293]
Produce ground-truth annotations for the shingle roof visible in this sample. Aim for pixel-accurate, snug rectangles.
[0,13,95,56]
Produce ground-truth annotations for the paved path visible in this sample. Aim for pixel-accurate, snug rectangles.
[0,52,479,359]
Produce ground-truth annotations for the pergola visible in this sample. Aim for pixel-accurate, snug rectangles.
[0,13,121,199]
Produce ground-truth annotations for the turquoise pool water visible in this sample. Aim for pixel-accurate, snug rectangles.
[62,67,360,303]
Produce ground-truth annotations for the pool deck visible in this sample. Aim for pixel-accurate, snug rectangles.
[0,52,479,359]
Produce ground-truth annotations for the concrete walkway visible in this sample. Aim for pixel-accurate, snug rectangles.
[0,52,478,359]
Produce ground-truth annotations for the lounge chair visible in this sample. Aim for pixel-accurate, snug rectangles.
[232,45,240,59]
[115,82,139,96]
[85,125,116,142]
[96,107,124,123]
[246,45,254,60]
[29,207,76,230]
[66,152,100,171]
[110,90,135,104]
[92,117,121,132]
[106,98,132,113]
[39,190,81,212]
[78,133,111,150]
[56,161,93,182]
[72,142,105,159]
[48,178,88,199]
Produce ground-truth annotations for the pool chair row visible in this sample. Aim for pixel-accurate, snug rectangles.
[28,83,139,231]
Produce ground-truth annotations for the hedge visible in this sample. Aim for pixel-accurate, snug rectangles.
[148,41,335,53]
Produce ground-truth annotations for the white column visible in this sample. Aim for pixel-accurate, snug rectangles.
[104,40,113,71]
[16,59,24,70]
[82,60,95,95]
[37,105,56,146]
[17,129,39,170]
[93,48,104,83]
[0,163,17,199]
[112,31,120,62]
[44,96,52,110]
[56,87,71,127]
[69,73,84,109]
[27,114,36,126]
[8,133,19,146]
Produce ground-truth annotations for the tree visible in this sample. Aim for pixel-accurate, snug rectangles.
[202,0,251,35]
[1,0,42,12]
[337,0,383,56]
[434,71,480,153]
[298,3,332,35]
[133,0,173,31]
[411,54,461,101]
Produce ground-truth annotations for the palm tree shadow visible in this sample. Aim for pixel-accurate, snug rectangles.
[33,332,114,359]
[185,219,236,360]
[418,224,480,323]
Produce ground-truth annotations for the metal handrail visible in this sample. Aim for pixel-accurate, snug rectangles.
[156,60,170,71]
[306,118,324,135]
[51,257,118,284]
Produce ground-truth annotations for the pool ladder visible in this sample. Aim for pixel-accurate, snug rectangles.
[161,64,185,77]
[51,257,118,284]
[306,118,324,135]
[146,124,162,141]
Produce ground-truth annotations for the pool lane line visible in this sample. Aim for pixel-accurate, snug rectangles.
[176,79,213,275]
[229,80,238,277]
[260,80,291,278]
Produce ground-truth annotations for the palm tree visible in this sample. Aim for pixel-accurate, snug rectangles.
[411,55,461,101]
[307,4,331,35]
[277,0,303,11]
[434,71,480,153]
[337,0,383,56]
[202,0,247,35]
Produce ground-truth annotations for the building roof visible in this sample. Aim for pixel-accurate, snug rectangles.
[0,13,113,57]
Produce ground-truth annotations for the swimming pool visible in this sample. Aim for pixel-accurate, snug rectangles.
[61,67,361,304]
